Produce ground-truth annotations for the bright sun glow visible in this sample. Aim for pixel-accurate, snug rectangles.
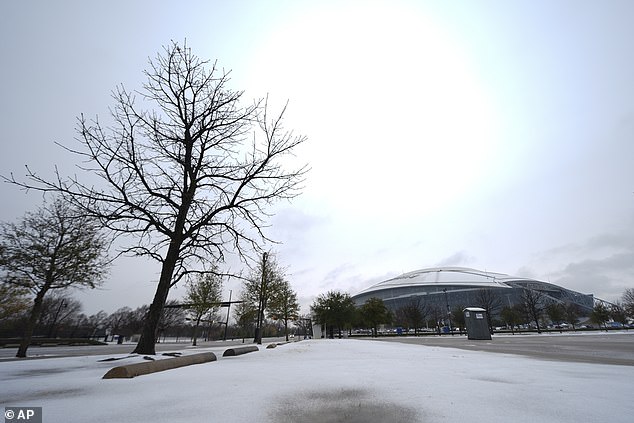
[245,2,499,221]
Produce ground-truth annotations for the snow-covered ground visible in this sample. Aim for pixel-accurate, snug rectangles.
[1,338,633,423]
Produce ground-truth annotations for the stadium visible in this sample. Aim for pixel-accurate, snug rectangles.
[351,267,594,316]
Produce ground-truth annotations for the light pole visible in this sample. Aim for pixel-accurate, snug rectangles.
[223,290,232,341]
[443,288,453,335]
[254,252,268,345]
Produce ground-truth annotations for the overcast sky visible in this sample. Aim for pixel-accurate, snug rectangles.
[1,0,633,316]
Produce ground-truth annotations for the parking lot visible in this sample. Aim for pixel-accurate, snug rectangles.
[368,331,634,366]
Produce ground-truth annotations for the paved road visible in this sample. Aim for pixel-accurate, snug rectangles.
[3,333,633,366]
[367,332,634,366]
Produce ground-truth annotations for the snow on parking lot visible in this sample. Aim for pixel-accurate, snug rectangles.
[1,338,633,423]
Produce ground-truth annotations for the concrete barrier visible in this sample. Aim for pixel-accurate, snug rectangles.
[103,352,217,379]
[222,345,259,357]
[266,341,292,349]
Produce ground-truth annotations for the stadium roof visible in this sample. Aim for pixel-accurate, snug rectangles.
[354,267,536,297]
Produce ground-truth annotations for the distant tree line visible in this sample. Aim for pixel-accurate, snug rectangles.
[1,231,305,347]
[0,225,304,347]
[0,288,303,344]
[307,287,634,338]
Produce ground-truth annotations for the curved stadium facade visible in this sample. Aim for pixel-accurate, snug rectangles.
[351,267,594,315]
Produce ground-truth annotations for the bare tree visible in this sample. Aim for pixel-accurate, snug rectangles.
[68,313,89,338]
[293,314,312,339]
[622,288,634,318]
[428,305,444,335]
[87,310,109,340]
[5,42,308,354]
[475,288,502,334]
[563,302,581,331]
[37,293,82,338]
[520,289,546,334]
[185,271,223,346]
[128,305,149,338]
[610,302,628,329]
[0,199,110,357]
[107,307,132,341]
[157,300,186,342]
[398,297,429,334]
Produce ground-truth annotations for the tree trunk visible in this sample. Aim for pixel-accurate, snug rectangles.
[192,318,201,346]
[133,240,181,355]
[17,289,47,358]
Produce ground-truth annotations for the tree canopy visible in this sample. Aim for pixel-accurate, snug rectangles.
[0,198,110,357]
[268,278,300,341]
[0,283,30,321]
[239,252,286,343]
[590,302,610,331]
[311,291,356,339]
[185,271,223,345]
[360,297,391,337]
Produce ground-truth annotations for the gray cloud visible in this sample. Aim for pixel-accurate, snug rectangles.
[516,266,538,279]
[319,263,357,290]
[552,251,634,300]
[531,228,634,301]
[271,207,329,237]
[540,232,634,259]
[435,251,476,268]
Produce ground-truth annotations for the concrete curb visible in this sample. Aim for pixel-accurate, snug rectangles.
[222,345,259,357]
[102,352,217,379]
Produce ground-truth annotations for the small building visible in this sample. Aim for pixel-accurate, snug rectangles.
[463,307,491,340]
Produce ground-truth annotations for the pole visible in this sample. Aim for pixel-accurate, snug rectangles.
[224,290,232,341]
[443,288,453,335]
[254,252,267,344]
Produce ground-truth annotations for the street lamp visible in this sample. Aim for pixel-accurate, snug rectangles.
[223,290,232,341]
[254,252,268,345]
[442,288,453,335]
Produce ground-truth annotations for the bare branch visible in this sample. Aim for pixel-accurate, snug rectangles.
[2,41,308,355]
